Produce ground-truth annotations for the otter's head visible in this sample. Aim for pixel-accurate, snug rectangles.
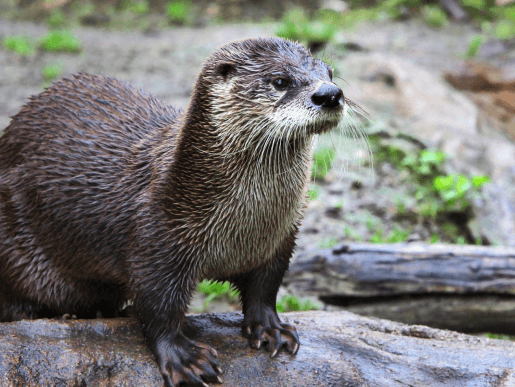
[193,37,344,148]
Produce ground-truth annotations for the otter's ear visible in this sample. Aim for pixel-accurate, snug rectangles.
[215,63,236,82]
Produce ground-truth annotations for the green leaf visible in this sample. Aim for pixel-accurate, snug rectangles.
[2,36,35,56]
[472,175,490,188]
[40,30,81,53]
[420,150,445,165]
[433,175,453,191]
[455,175,472,197]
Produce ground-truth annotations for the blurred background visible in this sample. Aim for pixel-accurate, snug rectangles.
[0,0,514,324]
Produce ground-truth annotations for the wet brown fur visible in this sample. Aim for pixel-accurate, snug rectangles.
[0,37,343,386]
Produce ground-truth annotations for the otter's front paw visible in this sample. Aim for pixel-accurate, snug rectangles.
[155,333,223,387]
[242,311,300,357]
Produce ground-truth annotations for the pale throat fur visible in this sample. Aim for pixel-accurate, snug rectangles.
[170,86,315,280]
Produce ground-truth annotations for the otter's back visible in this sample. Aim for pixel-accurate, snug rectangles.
[0,73,181,286]
[0,73,179,170]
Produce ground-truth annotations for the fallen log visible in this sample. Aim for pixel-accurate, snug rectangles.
[285,243,515,333]
[1,311,515,386]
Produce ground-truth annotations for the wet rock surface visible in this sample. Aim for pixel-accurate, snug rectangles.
[1,312,515,386]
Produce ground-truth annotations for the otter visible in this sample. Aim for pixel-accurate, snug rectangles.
[0,37,345,386]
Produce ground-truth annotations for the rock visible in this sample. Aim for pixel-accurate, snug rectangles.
[320,0,348,13]
[444,61,515,92]
[1,312,515,386]
[338,52,515,246]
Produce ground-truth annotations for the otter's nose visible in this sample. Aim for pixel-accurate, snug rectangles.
[311,84,343,109]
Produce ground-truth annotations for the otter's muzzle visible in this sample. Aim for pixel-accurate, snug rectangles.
[311,84,343,109]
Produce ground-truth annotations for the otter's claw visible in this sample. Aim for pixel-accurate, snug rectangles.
[243,320,300,357]
[155,333,223,387]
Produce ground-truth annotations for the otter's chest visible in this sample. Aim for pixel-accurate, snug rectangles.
[200,161,310,279]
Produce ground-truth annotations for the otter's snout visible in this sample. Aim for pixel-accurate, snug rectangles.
[311,84,343,109]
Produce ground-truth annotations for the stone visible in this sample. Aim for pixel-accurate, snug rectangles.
[1,312,515,386]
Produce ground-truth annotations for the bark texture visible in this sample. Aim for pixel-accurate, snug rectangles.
[285,243,515,332]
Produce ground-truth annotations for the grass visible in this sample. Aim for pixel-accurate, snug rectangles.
[462,0,487,10]
[494,19,515,40]
[318,237,338,249]
[197,280,239,309]
[369,227,410,243]
[430,234,440,244]
[276,295,321,313]
[485,333,514,341]
[197,281,321,314]
[47,9,67,29]
[127,0,150,15]
[166,0,191,24]
[39,30,81,53]
[312,147,335,180]
[2,35,35,56]
[307,185,320,201]
[42,62,64,81]
[276,8,336,49]
[344,226,362,241]
[465,35,485,58]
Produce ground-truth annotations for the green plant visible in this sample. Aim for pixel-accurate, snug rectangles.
[365,214,381,233]
[370,229,384,243]
[441,221,461,241]
[494,19,515,40]
[369,133,493,243]
[493,5,515,22]
[430,234,440,244]
[395,198,406,216]
[312,147,335,180]
[422,5,448,27]
[71,1,95,19]
[128,0,149,14]
[276,295,321,313]
[388,227,410,242]
[197,280,239,309]
[462,0,487,10]
[2,35,34,56]
[318,237,338,249]
[307,185,320,201]
[369,227,410,243]
[344,226,362,241]
[402,149,446,175]
[340,8,379,28]
[379,0,421,20]
[465,35,485,58]
[485,333,514,340]
[433,174,489,212]
[276,8,308,41]
[276,8,336,47]
[42,62,64,81]
[166,0,190,24]
[40,30,81,53]
[371,139,407,168]
[47,9,66,29]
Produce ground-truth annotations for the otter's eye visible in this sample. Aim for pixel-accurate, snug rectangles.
[272,77,290,91]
